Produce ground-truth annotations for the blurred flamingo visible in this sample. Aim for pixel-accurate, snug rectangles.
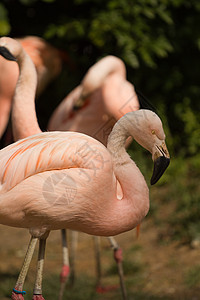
[0,35,70,146]
[48,55,150,298]
[0,37,170,300]
[48,55,140,145]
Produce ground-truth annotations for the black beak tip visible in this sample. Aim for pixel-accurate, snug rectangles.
[150,156,170,185]
[0,46,16,61]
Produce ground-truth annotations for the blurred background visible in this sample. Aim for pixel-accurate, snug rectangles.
[0,0,200,299]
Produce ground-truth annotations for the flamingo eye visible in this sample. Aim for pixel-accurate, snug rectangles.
[151,130,155,135]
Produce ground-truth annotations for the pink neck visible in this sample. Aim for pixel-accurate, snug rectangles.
[106,115,149,234]
[12,50,41,141]
[111,159,149,234]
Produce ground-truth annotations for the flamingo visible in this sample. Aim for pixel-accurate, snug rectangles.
[0,35,69,146]
[48,55,141,297]
[0,37,170,300]
[48,55,140,145]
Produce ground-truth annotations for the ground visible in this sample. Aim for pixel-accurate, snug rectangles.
[0,193,200,300]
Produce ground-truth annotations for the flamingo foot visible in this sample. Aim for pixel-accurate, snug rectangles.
[11,288,26,300]
[32,295,45,300]
[96,285,119,293]
[11,292,24,300]
[60,264,70,283]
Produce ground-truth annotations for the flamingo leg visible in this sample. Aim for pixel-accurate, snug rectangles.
[69,230,78,286]
[59,229,70,300]
[32,236,47,300]
[12,236,38,300]
[108,236,127,300]
[93,236,102,291]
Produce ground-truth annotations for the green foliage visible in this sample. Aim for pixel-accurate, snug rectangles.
[42,0,174,68]
[156,153,200,243]
[0,3,10,35]
[86,0,174,67]
[175,98,200,155]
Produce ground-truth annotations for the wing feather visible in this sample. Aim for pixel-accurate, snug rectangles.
[0,131,107,192]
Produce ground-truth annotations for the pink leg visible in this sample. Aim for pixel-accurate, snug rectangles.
[94,237,118,293]
[94,236,117,293]
[95,236,119,294]
[108,237,127,300]
[69,230,78,286]
[59,229,70,300]
[93,236,102,291]
[95,236,127,299]
[12,236,38,300]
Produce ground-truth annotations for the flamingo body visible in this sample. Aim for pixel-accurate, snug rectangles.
[0,128,149,237]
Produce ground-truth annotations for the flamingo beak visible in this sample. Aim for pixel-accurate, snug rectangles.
[151,142,170,185]
[0,46,16,61]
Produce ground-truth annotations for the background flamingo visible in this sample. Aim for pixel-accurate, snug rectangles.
[48,55,140,145]
[0,35,70,147]
[48,55,142,298]
[0,37,170,300]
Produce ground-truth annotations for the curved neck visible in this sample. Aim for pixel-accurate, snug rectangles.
[107,116,149,233]
[107,115,130,162]
[12,49,41,141]
[81,56,126,98]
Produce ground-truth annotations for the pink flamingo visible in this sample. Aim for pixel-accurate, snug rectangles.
[48,55,140,145]
[0,35,69,144]
[0,37,170,300]
[48,55,141,297]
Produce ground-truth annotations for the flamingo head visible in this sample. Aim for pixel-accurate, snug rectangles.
[0,37,21,61]
[123,110,170,185]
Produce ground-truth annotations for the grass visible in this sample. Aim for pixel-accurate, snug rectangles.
[0,271,185,300]
[184,265,200,288]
